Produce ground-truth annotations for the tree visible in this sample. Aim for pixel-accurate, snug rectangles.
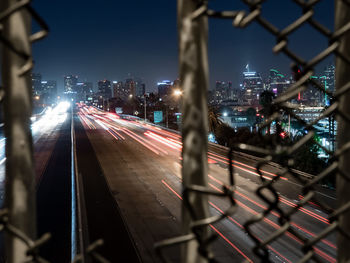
[215,122,234,146]
[208,106,222,133]
[246,107,257,128]
[259,90,276,134]
[293,135,327,176]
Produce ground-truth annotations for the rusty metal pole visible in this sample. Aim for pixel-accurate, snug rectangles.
[1,1,36,262]
[178,0,210,262]
[335,0,350,262]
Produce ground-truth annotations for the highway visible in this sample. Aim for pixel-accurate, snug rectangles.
[0,102,70,208]
[76,104,337,263]
[0,102,72,262]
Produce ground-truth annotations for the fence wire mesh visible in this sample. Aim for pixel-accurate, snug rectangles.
[1,0,350,262]
[0,2,110,263]
[156,0,350,262]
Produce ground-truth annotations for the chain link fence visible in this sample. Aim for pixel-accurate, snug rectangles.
[0,1,109,262]
[156,0,350,262]
[1,0,350,262]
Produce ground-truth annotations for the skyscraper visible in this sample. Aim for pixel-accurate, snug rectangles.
[241,65,264,105]
[135,79,146,97]
[64,75,78,93]
[76,82,93,101]
[268,69,290,97]
[31,73,42,95]
[125,79,136,97]
[41,80,57,96]
[214,81,232,104]
[98,80,112,99]
[41,80,57,104]
[157,80,172,98]
[318,65,335,106]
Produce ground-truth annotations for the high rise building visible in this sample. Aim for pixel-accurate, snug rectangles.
[214,81,232,103]
[302,76,323,106]
[77,82,93,94]
[76,82,93,101]
[268,69,291,97]
[135,79,146,98]
[157,80,172,98]
[41,80,57,96]
[319,65,335,106]
[98,80,112,99]
[113,81,125,99]
[40,80,57,104]
[125,79,136,97]
[64,75,78,93]
[31,73,42,95]
[241,65,264,105]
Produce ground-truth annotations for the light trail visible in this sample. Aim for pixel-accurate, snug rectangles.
[109,127,126,140]
[208,201,293,263]
[80,106,335,260]
[144,131,181,150]
[208,154,273,180]
[81,112,96,129]
[0,158,6,166]
[121,128,160,155]
[210,225,253,263]
[94,120,109,130]
[106,129,119,141]
[161,179,254,263]
[278,197,329,225]
[121,127,168,155]
[206,153,330,225]
[208,175,335,250]
[298,195,321,208]
[78,112,95,130]
[208,151,287,180]
[208,181,336,261]
[208,152,287,181]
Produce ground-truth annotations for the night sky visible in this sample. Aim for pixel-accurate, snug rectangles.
[32,0,334,93]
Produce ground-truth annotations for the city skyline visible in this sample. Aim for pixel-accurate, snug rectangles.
[32,0,334,92]
[32,62,335,96]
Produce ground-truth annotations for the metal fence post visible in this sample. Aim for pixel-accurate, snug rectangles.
[178,0,210,262]
[335,0,350,262]
[1,0,35,262]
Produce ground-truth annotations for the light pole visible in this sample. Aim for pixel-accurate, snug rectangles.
[144,94,147,121]
[166,106,168,128]
[170,89,183,128]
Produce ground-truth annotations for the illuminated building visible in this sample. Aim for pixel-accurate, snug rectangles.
[31,73,42,95]
[241,65,264,105]
[214,81,232,104]
[113,81,127,100]
[41,80,57,96]
[76,82,93,101]
[268,69,291,97]
[319,65,335,106]
[135,79,146,98]
[302,76,323,106]
[98,80,112,99]
[125,78,136,97]
[157,80,173,98]
[64,75,78,93]
[39,80,57,104]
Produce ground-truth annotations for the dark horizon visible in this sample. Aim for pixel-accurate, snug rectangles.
[33,0,334,93]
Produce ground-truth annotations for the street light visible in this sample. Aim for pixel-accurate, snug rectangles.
[144,94,147,122]
[173,89,182,97]
[165,89,183,128]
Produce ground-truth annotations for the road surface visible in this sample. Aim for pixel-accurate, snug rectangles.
[76,105,337,263]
